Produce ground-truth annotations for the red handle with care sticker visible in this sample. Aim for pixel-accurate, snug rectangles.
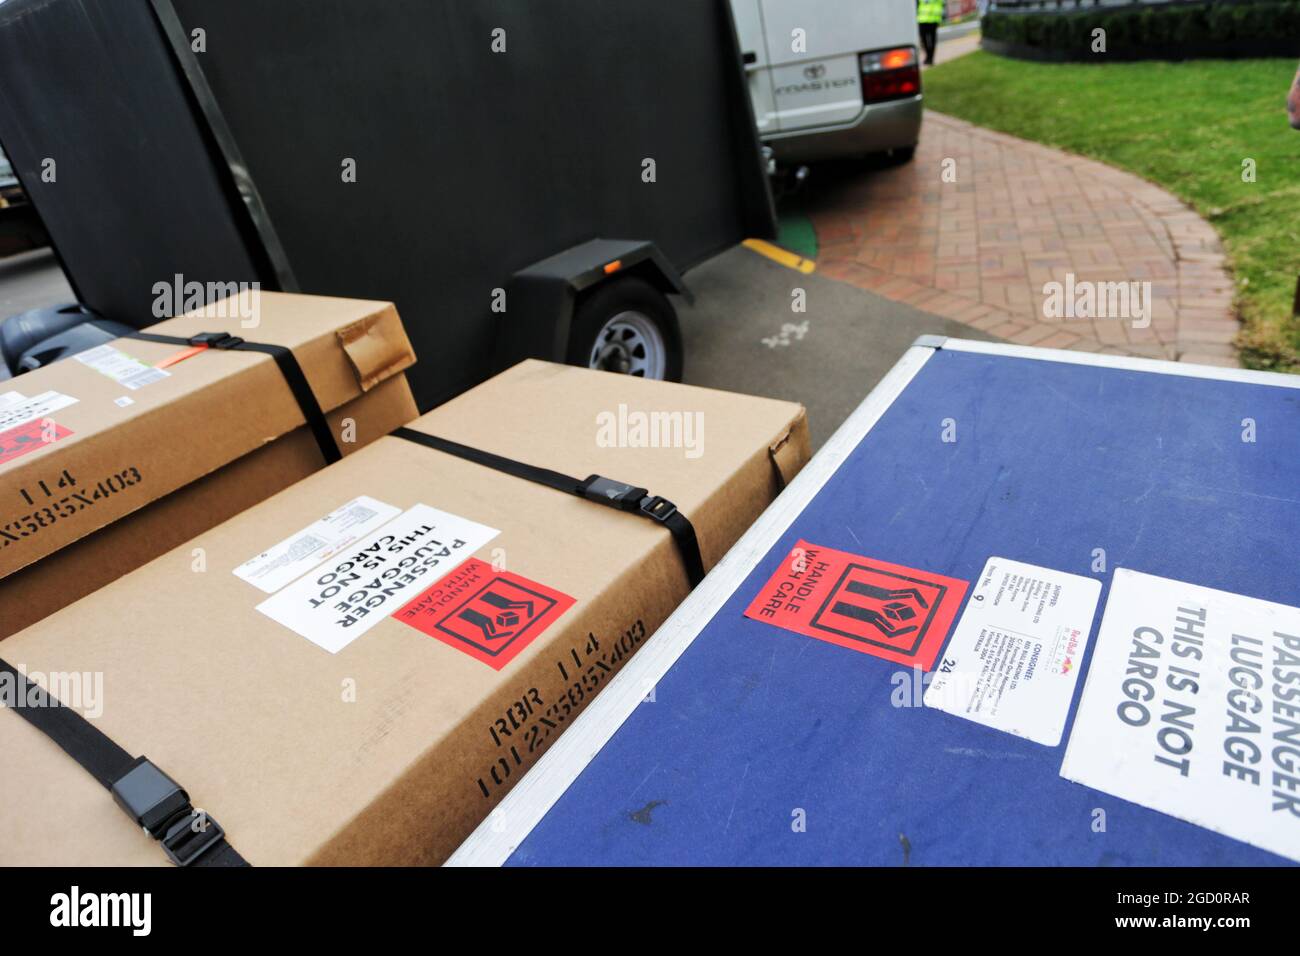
[392,558,575,671]
[743,540,968,671]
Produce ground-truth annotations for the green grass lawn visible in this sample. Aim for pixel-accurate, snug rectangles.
[924,52,1300,371]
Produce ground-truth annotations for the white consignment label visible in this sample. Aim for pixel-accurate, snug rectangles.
[0,390,78,431]
[1061,569,1300,862]
[233,495,403,594]
[925,557,1101,746]
[255,503,499,654]
[75,344,170,390]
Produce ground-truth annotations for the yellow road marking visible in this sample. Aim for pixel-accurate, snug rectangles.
[743,238,816,274]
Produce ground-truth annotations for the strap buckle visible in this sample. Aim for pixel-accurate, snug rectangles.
[638,495,679,524]
[188,331,245,350]
[110,757,225,866]
[580,475,648,513]
[160,809,227,867]
[579,476,679,524]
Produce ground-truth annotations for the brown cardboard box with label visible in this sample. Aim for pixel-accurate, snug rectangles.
[0,360,809,865]
[0,291,418,639]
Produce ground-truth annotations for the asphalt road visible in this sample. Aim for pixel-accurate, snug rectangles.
[0,247,73,319]
[678,244,993,449]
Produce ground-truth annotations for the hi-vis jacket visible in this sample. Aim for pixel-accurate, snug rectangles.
[918,0,945,25]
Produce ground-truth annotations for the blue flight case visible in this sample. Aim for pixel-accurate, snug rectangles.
[449,338,1300,867]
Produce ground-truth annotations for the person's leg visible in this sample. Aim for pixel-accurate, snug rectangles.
[921,24,936,65]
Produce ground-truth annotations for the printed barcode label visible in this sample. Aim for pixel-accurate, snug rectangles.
[233,495,404,594]
[120,368,169,390]
[75,344,170,390]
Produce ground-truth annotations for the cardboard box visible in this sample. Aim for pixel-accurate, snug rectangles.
[0,291,418,638]
[0,360,809,865]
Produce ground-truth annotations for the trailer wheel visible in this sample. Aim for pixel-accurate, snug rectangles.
[568,276,683,381]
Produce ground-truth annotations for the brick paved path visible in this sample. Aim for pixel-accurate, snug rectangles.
[810,111,1240,366]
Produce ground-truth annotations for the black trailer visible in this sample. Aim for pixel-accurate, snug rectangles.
[0,147,49,258]
[0,0,774,408]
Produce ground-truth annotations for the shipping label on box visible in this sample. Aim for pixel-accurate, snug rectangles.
[254,503,499,653]
[233,495,403,594]
[0,390,79,431]
[74,344,170,390]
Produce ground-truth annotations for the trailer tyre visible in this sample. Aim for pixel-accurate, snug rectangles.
[568,277,683,382]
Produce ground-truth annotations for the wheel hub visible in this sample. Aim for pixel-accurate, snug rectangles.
[594,340,634,374]
[588,310,666,379]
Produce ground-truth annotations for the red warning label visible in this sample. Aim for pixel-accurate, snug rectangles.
[392,558,575,670]
[743,540,967,670]
[0,420,72,467]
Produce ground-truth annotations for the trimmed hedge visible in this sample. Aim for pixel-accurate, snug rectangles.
[982,1,1300,60]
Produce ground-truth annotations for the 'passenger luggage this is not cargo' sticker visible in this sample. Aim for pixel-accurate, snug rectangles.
[1061,569,1300,863]
[255,503,499,654]
[392,558,574,671]
[743,540,968,670]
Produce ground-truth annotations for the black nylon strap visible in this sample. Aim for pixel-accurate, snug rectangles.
[393,429,583,497]
[656,508,705,588]
[0,658,132,788]
[194,842,249,867]
[129,331,341,465]
[392,426,706,588]
[0,658,249,868]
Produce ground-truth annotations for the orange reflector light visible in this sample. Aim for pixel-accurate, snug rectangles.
[881,48,914,69]
[603,260,622,274]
